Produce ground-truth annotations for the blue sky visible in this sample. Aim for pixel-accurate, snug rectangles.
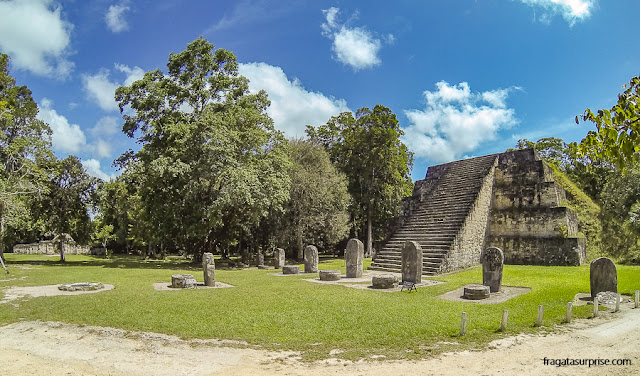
[1,0,638,181]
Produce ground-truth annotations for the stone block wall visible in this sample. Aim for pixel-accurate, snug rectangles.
[13,240,91,255]
[485,149,586,266]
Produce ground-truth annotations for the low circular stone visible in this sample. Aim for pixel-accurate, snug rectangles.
[282,265,300,275]
[58,282,104,292]
[372,274,398,289]
[171,274,196,289]
[257,265,271,270]
[596,291,621,305]
[463,284,490,300]
[319,270,341,281]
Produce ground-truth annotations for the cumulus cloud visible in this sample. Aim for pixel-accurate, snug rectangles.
[82,159,114,181]
[402,81,520,163]
[238,62,350,138]
[0,0,73,78]
[37,98,87,154]
[516,0,595,25]
[105,3,131,33]
[90,116,120,137]
[321,7,389,71]
[82,64,145,111]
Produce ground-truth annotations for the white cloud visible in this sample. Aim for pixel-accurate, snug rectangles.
[90,116,120,137]
[517,0,595,25]
[402,81,520,163]
[321,7,390,71]
[0,0,73,78]
[82,64,145,112]
[82,159,114,181]
[239,62,350,138]
[206,0,297,32]
[37,98,87,154]
[105,3,130,33]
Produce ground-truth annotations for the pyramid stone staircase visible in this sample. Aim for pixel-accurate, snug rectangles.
[369,154,499,276]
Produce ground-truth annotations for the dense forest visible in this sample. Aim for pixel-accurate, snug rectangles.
[2,38,639,263]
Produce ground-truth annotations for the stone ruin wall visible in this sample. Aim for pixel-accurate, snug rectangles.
[484,149,586,266]
[440,156,498,272]
[13,240,91,255]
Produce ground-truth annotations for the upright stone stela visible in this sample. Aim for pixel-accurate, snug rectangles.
[482,247,504,292]
[401,241,422,284]
[304,245,319,273]
[202,252,215,287]
[274,248,285,269]
[345,238,364,278]
[590,257,617,299]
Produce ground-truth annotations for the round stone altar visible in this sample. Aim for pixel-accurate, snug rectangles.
[463,284,490,300]
[372,274,399,289]
[58,282,105,292]
[319,270,341,281]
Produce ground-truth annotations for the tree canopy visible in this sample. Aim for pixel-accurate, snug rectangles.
[114,37,290,258]
[575,75,640,169]
[307,105,413,256]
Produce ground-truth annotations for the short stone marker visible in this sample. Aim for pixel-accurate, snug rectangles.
[282,265,300,275]
[274,248,285,269]
[590,257,617,300]
[319,270,341,281]
[171,274,197,288]
[463,284,490,300]
[372,274,398,289]
[58,282,104,291]
[304,245,319,273]
[202,252,215,287]
[255,252,265,267]
[482,247,504,292]
[345,238,364,278]
[401,241,422,284]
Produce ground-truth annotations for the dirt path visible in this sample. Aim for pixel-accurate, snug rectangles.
[1,306,639,375]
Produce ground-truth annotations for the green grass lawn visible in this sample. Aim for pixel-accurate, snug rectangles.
[1,254,638,361]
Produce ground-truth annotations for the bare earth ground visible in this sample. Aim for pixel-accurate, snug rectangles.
[1,301,639,376]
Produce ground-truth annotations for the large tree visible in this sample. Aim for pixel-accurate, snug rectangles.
[0,54,53,259]
[32,156,98,261]
[278,139,350,259]
[307,105,414,257]
[115,37,290,258]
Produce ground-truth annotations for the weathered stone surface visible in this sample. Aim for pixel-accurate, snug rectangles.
[274,248,285,269]
[596,291,622,305]
[401,241,422,284]
[463,284,490,300]
[282,265,300,275]
[304,245,319,273]
[482,247,504,292]
[590,257,617,299]
[58,282,104,291]
[202,252,215,287]
[345,238,364,278]
[257,265,270,270]
[255,252,265,266]
[171,274,196,288]
[319,270,341,281]
[372,274,399,289]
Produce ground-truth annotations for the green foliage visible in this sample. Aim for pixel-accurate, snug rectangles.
[599,164,640,263]
[32,156,98,245]
[574,75,640,169]
[3,254,638,360]
[307,105,414,255]
[275,140,350,258]
[0,53,54,253]
[115,37,290,257]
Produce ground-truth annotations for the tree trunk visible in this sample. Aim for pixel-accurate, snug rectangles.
[0,214,5,262]
[296,226,304,261]
[366,204,373,258]
[59,239,66,262]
